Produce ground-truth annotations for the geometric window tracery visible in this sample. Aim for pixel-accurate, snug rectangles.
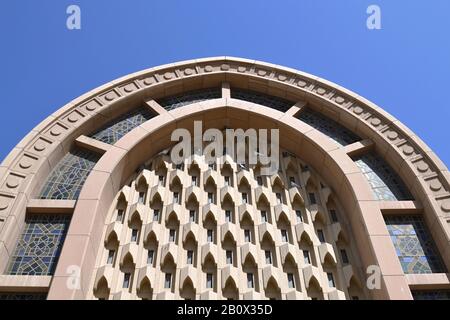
[39,149,100,200]
[412,290,450,300]
[355,153,413,201]
[0,293,47,300]
[297,108,361,146]
[231,88,295,112]
[90,107,156,145]
[384,215,446,274]
[7,214,71,276]
[157,88,222,111]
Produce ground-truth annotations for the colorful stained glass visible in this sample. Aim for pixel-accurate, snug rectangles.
[231,88,294,112]
[157,88,222,111]
[298,108,360,146]
[385,216,446,274]
[39,149,100,200]
[355,153,413,201]
[7,214,71,276]
[90,107,155,144]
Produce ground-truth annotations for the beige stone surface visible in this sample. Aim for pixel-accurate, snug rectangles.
[0,57,448,300]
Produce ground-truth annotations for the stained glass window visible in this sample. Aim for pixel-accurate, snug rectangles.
[231,88,294,112]
[355,153,413,201]
[7,214,71,276]
[412,290,450,300]
[385,216,446,274]
[157,88,222,111]
[298,108,360,146]
[39,149,100,200]
[0,293,47,300]
[90,107,155,144]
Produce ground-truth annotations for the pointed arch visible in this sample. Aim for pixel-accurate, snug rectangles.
[93,276,110,300]
[137,277,153,300]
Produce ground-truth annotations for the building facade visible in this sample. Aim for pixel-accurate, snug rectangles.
[0,57,449,300]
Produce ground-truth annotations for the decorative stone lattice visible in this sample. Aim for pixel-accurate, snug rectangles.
[92,148,364,300]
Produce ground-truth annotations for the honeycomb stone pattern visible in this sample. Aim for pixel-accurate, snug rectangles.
[92,149,364,300]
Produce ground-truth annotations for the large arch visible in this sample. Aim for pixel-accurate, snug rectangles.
[0,57,448,300]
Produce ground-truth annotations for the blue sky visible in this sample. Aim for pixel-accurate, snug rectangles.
[0,0,449,165]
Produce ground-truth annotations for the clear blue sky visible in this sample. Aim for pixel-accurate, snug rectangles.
[0,0,449,165]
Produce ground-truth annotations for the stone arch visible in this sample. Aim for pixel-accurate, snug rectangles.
[180,278,196,300]
[307,277,323,300]
[265,278,281,300]
[137,277,153,300]
[0,57,445,300]
[222,278,239,300]
[93,277,110,300]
